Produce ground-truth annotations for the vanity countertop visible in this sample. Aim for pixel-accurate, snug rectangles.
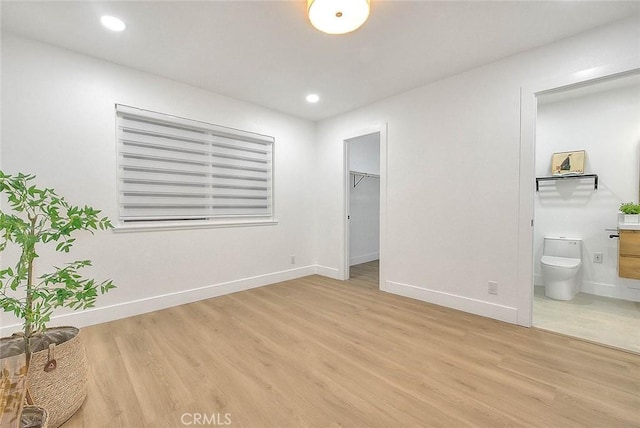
[619,222,640,230]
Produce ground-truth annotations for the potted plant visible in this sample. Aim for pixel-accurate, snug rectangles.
[0,171,115,428]
[619,202,640,224]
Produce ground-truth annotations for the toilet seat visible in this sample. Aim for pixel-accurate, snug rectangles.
[540,255,581,269]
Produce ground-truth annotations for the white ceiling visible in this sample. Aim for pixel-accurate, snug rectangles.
[2,1,639,121]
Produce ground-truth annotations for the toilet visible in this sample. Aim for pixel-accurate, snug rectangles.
[540,236,582,300]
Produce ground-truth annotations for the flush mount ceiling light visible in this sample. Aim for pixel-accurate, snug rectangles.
[307,0,370,35]
[100,15,126,32]
[306,94,320,103]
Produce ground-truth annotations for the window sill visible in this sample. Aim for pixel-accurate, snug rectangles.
[113,219,278,233]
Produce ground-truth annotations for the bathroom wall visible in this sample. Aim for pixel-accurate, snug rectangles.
[349,133,380,266]
[534,76,640,301]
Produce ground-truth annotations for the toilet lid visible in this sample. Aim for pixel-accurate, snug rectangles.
[540,255,581,268]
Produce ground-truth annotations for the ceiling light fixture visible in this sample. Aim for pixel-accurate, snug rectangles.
[307,0,370,35]
[100,15,126,32]
[306,94,320,103]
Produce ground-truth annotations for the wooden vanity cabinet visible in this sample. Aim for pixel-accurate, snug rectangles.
[619,230,640,279]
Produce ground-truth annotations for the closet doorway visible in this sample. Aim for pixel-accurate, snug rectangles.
[344,132,381,281]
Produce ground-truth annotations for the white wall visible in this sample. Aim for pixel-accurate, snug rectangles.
[349,133,380,266]
[0,34,317,335]
[349,133,380,175]
[534,80,640,301]
[315,17,640,323]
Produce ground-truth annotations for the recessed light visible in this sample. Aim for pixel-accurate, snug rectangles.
[306,94,320,103]
[101,15,126,32]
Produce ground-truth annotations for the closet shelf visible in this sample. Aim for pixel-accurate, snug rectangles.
[350,170,380,188]
[535,174,598,192]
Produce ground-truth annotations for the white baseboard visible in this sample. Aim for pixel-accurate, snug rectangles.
[579,280,640,301]
[0,265,318,337]
[385,280,518,324]
[349,252,379,266]
[1,266,527,337]
[314,265,341,280]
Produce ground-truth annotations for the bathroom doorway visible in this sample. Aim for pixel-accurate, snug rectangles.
[344,131,381,283]
[531,71,640,353]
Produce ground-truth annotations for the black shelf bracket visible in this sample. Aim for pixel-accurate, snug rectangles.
[535,174,598,192]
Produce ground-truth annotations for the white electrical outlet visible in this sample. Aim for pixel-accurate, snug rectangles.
[290,255,296,264]
[593,252,603,263]
[488,281,498,295]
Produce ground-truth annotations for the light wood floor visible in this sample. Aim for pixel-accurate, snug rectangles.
[348,259,379,288]
[64,262,640,427]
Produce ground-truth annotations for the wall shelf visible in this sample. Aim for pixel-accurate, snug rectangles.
[535,174,598,192]
[350,170,380,188]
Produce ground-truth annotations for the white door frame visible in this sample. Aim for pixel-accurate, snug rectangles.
[342,124,388,289]
[517,58,640,326]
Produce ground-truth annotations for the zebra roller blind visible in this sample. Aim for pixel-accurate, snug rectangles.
[116,105,274,223]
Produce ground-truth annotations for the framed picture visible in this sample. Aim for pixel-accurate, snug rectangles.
[551,150,585,175]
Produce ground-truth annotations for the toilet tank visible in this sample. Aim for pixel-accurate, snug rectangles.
[543,237,582,259]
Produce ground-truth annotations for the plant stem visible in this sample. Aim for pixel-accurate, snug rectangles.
[24,215,37,366]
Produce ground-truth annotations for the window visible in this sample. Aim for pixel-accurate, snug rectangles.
[116,105,274,226]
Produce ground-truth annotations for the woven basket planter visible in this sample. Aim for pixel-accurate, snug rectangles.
[0,327,87,428]
[20,406,49,428]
